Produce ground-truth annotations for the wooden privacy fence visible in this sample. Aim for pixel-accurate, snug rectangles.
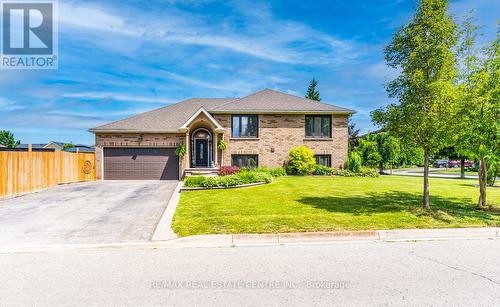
[0,148,96,198]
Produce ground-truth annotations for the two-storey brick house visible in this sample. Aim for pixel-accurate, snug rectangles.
[90,89,354,180]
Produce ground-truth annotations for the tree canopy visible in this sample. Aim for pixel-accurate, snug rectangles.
[371,0,460,208]
[0,130,21,148]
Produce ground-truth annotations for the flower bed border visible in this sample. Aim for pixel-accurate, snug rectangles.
[180,181,269,192]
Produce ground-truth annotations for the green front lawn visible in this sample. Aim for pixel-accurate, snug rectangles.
[172,176,500,236]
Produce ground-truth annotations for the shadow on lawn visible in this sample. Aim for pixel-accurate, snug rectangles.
[299,191,498,222]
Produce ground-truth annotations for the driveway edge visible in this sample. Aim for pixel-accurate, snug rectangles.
[151,181,183,241]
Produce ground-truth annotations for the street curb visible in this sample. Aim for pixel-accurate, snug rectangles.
[0,228,497,254]
[159,227,500,247]
[151,181,183,241]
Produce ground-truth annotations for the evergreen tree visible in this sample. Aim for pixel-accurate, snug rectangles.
[305,78,321,101]
[0,130,20,148]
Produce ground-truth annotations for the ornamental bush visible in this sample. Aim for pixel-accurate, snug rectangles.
[346,152,362,173]
[242,167,286,177]
[216,174,243,187]
[269,167,286,177]
[287,146,316,175]
[184,176,207,187]
[184,169,272,188]
[313,165,333,176]
[219,166,240,176]
[332,167,379,178]
[237,170,273,184]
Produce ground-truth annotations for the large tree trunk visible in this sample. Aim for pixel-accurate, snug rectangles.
[478,159,487,209]
[423,149,430,209]
[460,158,465,179]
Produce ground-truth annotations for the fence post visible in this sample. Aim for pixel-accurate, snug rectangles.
[76,148,80,181]
[28,144,33,192]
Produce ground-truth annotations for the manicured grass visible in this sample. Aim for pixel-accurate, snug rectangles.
[172,176,500,236]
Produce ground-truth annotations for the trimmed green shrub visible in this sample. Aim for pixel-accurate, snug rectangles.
[202,177,218,187]
[216,174,243,187]
[241,167,286,177]
[269,167,286,177]
[313,165,333,176]
[184,169,273,188]
[332,167,379,178]
[358,167,380,177]
[346,152,362,173]
[237,170,273,184]
[184,176,207,187]
[287,146,316,175]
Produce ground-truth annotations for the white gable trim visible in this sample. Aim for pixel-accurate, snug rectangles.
[179,107,225,133]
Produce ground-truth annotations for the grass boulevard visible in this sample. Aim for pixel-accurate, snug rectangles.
[172,176,500,236]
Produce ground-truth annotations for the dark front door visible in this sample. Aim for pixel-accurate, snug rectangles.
[195,139,209,167]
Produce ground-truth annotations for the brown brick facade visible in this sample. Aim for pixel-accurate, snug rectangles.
[94,114,349,179]
[214,114,349,169]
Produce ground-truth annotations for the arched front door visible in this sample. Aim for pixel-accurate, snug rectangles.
[191,128,212,168]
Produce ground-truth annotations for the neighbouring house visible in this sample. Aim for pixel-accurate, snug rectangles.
[89,89,355,180]
[64,144,96,153]
[16,141,66,151]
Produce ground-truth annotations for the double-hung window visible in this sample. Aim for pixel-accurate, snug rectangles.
[232,115,258,138]
[305,115,331,138]
[315,155,332,167]
[231,155,258,168]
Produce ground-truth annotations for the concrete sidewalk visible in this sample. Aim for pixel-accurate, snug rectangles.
[160,227,499,248]
[0,227,497,253]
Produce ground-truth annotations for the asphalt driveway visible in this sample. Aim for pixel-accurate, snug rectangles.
[0,181,178,245]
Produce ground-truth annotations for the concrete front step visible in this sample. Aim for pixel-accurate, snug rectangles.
[184,168,219,177]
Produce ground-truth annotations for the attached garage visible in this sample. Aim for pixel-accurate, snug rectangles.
[103,148,178,180]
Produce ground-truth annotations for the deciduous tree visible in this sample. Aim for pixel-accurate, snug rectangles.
[456,18,500,208]
[372,0,459,208]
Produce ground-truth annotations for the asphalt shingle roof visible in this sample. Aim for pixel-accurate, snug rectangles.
[90,89,354,133]
[211,89,354,113]
[90,98,233,132]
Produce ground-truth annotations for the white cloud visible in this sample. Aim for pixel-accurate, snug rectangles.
[364,61,399,81]
[58,1,359,65]
[0,97,23,110]
[61,92,177,104]
[158,71,257,93]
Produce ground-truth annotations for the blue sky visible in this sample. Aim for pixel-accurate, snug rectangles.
[0,0,498,145]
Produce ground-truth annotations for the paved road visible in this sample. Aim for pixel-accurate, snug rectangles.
[0,181,177,245]
[0,239,498,306]
[390,168,479,179]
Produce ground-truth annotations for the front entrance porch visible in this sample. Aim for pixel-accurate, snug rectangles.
[179,107,226,177]
[191,128,213,168]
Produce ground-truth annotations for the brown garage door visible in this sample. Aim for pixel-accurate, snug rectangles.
[103,148,178,180]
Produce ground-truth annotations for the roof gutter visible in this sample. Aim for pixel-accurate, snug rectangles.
[88,129,184,134]
[210,110,356,115]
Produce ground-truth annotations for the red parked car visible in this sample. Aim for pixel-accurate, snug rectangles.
[448,160,474,168]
